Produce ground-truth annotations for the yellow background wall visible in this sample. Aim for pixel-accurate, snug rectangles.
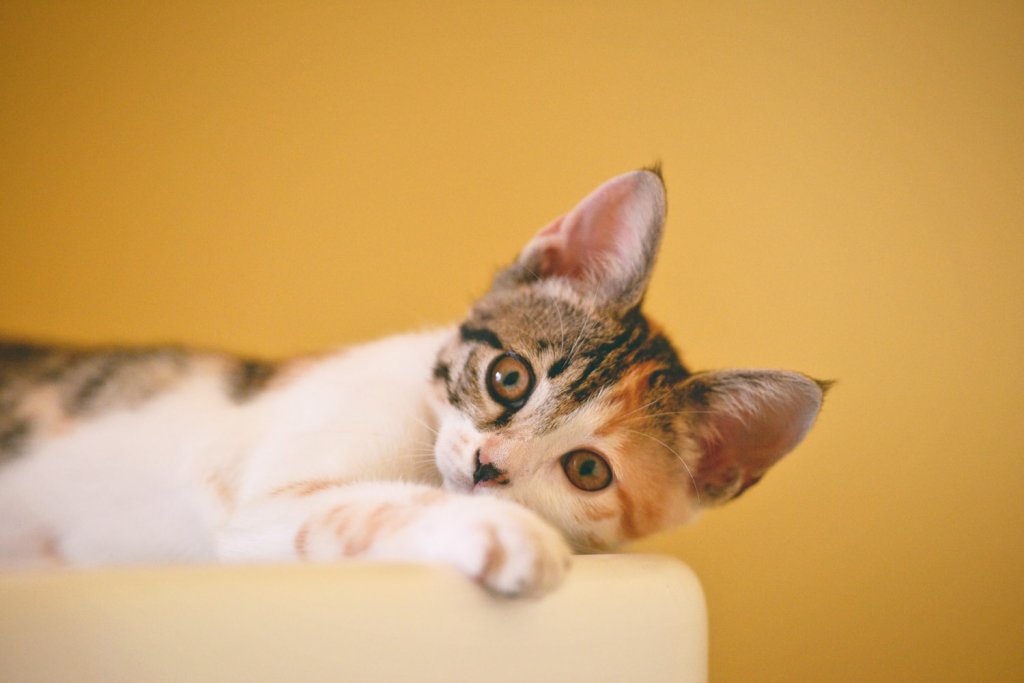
[2,2,1021,680]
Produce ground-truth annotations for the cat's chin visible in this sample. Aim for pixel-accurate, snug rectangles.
[440,476,474,495]
[442,477,506,498]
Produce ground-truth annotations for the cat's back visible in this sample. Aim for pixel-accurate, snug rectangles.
[0,330,453,471]
[0,330,452,565]
[0,339,257,463]
[0,339,253,564]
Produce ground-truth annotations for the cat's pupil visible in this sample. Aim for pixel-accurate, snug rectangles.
[579,459,596,477]
[502,371,520,387]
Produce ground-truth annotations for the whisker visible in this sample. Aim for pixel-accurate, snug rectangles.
[567,317,593,365]
[622,428,702,506]
[558,307,567,350]
[406,451,439,460]
[408,415,440,437]
[615,397,664,422]
[617,408,720,427]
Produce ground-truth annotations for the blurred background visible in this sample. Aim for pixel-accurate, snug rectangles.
[2,2,1021,680]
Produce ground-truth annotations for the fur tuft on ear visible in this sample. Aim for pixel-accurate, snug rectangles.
[493,168,667,314]
[679,370,829,505]
[642,160,664,182]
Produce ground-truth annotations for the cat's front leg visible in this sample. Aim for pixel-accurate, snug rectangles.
[217,481,572,597]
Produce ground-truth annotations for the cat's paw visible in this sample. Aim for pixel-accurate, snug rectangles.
[417,496,572,598]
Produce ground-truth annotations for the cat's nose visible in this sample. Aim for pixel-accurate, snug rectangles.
[473,448,509,486]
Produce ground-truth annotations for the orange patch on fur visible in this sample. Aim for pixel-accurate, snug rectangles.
[411,489,445,506]
[323,504,353,536]
[595,360,665,437]
[342,504,418,556]
[21,386,74,438]
[580,533,606,552]
[583,504,616,522]
[293,492,442,560]
[477,525,507,586]
[616,486,641,538]
[40,536,64,566]
[342,531,374,556]
[294,521,311,559]
[271,478,349,498]
[205,471,235,508]
[640,497,660,529]
[613,445,671,541]
[266,355,322,392]
[297,504,355,559]
[344,505,387,555]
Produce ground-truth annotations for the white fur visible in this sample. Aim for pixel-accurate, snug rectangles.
[0,328,572,595]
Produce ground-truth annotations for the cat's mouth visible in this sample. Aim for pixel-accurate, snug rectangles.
[436,456,474,494]
[440,468,507,496]
[442,475,474,494]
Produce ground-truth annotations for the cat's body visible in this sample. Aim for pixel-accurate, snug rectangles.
[0,169,827,596]
[0,331,449,564]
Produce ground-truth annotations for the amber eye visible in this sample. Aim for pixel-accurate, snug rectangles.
[561,450,613,492]
[485,352,535,409]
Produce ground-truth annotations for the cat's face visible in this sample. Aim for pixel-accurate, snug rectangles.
[429,169,826,551]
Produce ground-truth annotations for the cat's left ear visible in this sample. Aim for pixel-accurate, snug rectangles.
[496,167,667,314]
[678,370,830,505]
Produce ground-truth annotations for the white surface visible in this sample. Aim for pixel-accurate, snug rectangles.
[0,554,707,682]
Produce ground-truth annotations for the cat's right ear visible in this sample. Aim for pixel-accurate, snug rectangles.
[677,370,830,505]
[493,168,667,314]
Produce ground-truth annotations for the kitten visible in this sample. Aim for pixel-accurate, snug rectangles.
[0,168,827,597]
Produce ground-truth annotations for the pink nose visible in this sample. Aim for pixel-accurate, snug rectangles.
[480,436,504,460]
[473,448,509,486]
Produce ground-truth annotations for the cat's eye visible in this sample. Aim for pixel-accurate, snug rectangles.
[561,450,613,492]
[486,352,535,409]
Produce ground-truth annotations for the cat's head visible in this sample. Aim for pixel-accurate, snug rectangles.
[429,168,827,551]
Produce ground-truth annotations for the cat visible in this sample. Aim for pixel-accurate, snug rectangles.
[0,167,828,597]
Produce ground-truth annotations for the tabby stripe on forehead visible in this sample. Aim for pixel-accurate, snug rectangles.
[451,348,483,409]
[568,313,650,401]
[459,324,503,350]
[433,361,463,407]
[547,356,571,379]
[432,362,450,382]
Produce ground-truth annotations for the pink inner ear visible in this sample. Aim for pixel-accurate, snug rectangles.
[697,412,803,498]
[524,171,660,283]
[532,216,576,278]
[687,372,824,503]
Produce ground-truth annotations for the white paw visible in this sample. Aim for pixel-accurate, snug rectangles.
[414,496,572,598]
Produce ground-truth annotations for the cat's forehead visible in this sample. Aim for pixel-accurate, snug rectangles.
[456,286,690,427]
[466,285,605,351]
